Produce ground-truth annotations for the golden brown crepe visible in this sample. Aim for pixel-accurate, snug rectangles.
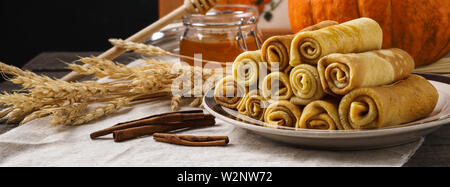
[264,100,302,128]
[245,94,270,121]
[289,64,326,106]
[318,48,415,96]
[290,18,383,66]
[214,76,247,109]
[262,35,294,72]
[237,89,259,115]
[301,20,340,33]
[261,72,293,101]
[298,99,341,130]
[233,50,264,87]
[261,21,338,72]
[339,75,438,130]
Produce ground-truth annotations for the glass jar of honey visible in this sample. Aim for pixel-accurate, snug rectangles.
[180,4,263,67]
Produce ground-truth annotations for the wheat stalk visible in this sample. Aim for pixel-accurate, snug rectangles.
[67,63,111,79]
[109,38,169,56]
[49,103,90,126]
[0,107,13,119]
[0,43,226,126]
[190,97,203,107]
[77,57,135,79]
[1,62,122,102]
[171,96,182,111]
[0,93,55,122]
[70,97,131,126]
[109,39,224,65]
[21,105,57,124]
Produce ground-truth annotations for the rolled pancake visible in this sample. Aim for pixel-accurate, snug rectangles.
[237,90,259,115]
[245,94,270,121]
[262,72,293,100]
[290,18,383,66]
[298,99,341,130]
[262,21,338,72]
[233,50,264,87]
[339,75,438,130]
[214,76,246,109]
[318,48,415,95]
[262,35,294,72]
[265,100,302,128]
[290,64,325,106]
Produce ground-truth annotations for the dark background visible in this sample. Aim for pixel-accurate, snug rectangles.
[0,0,160,67]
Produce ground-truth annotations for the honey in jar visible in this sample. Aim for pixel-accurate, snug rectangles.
[179,5,262,67]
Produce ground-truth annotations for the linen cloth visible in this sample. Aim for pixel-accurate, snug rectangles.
[0,99,423,167]
[0,59,426,167]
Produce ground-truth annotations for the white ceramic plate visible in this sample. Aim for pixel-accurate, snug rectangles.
[204,75,450,150]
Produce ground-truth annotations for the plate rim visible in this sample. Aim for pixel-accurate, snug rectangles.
[204,75,450,139]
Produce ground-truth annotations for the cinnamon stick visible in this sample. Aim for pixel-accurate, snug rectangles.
[153,133,230,147]
[90,110,213,139]
[113,119,216,142]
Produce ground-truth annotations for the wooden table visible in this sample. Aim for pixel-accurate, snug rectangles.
[1,52,450,167]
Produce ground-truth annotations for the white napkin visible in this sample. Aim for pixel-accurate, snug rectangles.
[0,98,424,167]
[0,59,430,167]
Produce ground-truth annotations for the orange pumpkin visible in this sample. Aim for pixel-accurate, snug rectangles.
[288,0,450,66]
[218,0,272,13]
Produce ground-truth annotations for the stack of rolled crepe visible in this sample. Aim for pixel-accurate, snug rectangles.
[214,17,439,131]
[295,48,438,131]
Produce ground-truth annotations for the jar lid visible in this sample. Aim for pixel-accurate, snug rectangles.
[183,4,259,27]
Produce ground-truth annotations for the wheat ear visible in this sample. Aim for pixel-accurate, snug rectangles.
[71,97,132,126]
[109,39,223,65]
